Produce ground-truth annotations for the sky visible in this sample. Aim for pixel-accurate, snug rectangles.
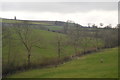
[0,1,118,27]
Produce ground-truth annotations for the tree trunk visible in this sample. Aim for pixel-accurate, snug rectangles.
[74,42,77,54]
[74,45,77,54]
[58,41,61,59]
[95,39,98,51]
[27,51,31,67]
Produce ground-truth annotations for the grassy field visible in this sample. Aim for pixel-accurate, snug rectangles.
[1,18,49,25]
[1,18,63,31]
[44,26,63,30]
[7,47,118,78]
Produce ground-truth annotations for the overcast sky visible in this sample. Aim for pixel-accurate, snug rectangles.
[0,2,118,27]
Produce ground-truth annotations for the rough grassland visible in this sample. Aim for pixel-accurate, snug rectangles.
[8,47,118,78]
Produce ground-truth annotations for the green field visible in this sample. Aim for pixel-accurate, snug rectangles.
[1,18,63,31]
[1,18,49,25]
[44,26,63,30]
[7,47,118,78]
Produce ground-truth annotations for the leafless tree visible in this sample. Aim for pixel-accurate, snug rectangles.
[14,21,42,66]
[55,33,65,59]
[100,23,103,27]
[64,20,75,34]
[88,23,91,27]
[67,22,81,54]
[104,24,112,29]
[92,24,97,28]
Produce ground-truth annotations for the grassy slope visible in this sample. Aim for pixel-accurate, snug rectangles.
[3,29,75,66]
[3,28,103,66]
[8,47,118,78]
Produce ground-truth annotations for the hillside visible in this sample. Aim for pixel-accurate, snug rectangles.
[3,27,103,70]
[3,29,75,67]
[1,18,83,32]
[1,18,66,31]
[2,18,118,77]
[7,47,118,78]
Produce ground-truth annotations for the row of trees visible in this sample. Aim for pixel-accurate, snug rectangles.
[87,23,113,28]
[64,20,118,49]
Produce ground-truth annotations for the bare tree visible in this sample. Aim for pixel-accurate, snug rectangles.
[92,24,102,50]
[67,22,81,54]
[64,21,68,34]
[14,21,42,66]
[100,23,103,27]
[104,24,112,29]
[64,20,75,34]
[88,23,91,27]
[92,24,97,28]
[55,33,65,59]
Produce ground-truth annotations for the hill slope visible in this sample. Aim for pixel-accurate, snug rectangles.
[8,47,118,78]
[1,18,65,31]
[3,29,75,66]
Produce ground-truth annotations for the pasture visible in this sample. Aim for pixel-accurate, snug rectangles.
[8,47,118,78]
